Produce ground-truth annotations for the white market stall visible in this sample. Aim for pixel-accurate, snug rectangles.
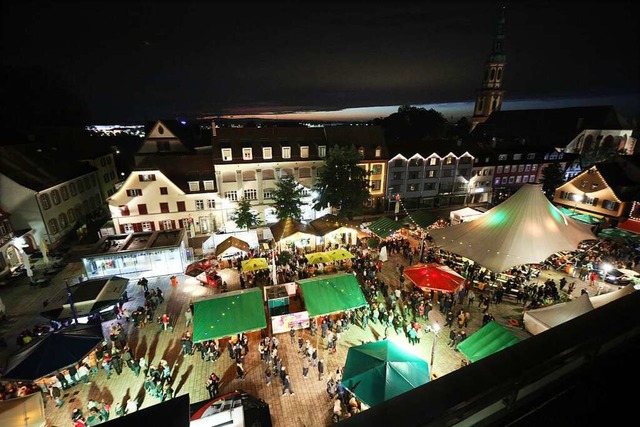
[450,207,485,225]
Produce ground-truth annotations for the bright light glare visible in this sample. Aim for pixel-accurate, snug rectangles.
[602,263,613,273]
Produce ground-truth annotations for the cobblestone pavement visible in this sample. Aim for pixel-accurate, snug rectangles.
[0,242,614,427]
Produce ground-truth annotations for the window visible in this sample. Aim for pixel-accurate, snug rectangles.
[160,187,168,195]
[501,177,508,184]
[602,200,619,211]
[375,147,382,158]
[138,173,156,182]
[410,158,423,166]
[371,164,382,175]
[300,146,309,158]
[203,180,215,191]
[262,169,275,180]
[177,201,186,212]
[445,157,453,165]
[263,147,273,159]
[371,180,382,191]
[244,189,258,200]
[195,200,205,210]
[394,159,404,167]
[160,202,169,213]
[532,165,538,171]
[504,165,510,173]
[70,182,77,196]
[263,189,275,200]
[110,171,115,180]
[123,223,134,233]
[243,171,256,181]
[188,182,200,191]
[207,199,216,209]
[223,172,236,183]
[40,194,51,210]
[222,148,232,161]
[243,148,253,160]
[529,175,536,182]
[442,170,453,177]
[517,165,524,172]
[498,154,508,161]
[513,154,522,160]
[68,208,76,222]
[495,178,502,185]
[525,165,531,172]
[138,204,148,215]
[282,147,291,159]
[157,141,170,152]
[428,158,438,166]
[48,219,59,234]
[428,170,437,178]
[51,190,61,205]
[225,191,238,201]
[141,222,153,232]
[318,146,326,158]
[127,189,142,197]
[409,171,420,180]
[424,182,435,191]
[496,166,503,173]
[508,176,515,183]
[392,172,402,180]
[104,173,110,183]
[407,184,419,192]
[60,186,69,200]
[281,168,293,177]
[299,167,311,178]
[58,213,68,229]
[523,175,529,183]
[515,175,522,183]
[161,220,173,230]
[77,180,85,192]
[527,153,536,160]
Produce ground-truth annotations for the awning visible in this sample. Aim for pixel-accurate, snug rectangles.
[40,276,128,321]
[367,217,402,239]
[456,321,522,363]
[215,236,251,257]
[193,288,267,343]
[296,273,367,317]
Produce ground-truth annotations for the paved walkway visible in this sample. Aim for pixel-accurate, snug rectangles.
[0,245,612,427]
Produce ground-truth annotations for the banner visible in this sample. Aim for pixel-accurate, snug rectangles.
[271,311,310,334]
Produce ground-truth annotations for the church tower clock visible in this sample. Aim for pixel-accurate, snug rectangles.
[470,7,506,132]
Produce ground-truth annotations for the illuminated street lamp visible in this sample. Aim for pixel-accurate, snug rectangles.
[600,262,613,295]
[572,193,584,214]
[430,322,441,378]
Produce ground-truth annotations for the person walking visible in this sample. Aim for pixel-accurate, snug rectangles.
[467,289,476,307]
[282,374,294,396]
[302,356,310,379]
[185,307,193,328]
[265,366,272,386]
[49,384,63,407]
[236,360,246,380]
[318,358,325,381]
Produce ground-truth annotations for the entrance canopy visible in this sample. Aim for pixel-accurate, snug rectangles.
[367,217,403,239]
[456,321,522,362]
[215,236,250,257]
[40,276,128,321]
[429,184,596,272]
[296,273,367,317]
[403,263,467,293]
[523,293,594,335]
[3,324,104,382]
[193,288,267,343]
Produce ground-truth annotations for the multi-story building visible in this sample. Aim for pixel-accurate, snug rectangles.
[0,145,104,250]
[75,147,120,200]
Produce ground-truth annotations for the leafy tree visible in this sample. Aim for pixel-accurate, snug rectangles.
[313,145,370,219]
[373,105,448,141]
[540,163,565,198]
[580,144,623,169]
[231,197,258,229]
[273,175,305,221]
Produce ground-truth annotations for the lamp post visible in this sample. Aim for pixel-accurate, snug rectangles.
[572,193,584,214]
[430,322,441,378]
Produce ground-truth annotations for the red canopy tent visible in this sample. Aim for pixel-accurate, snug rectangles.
[403,263,467,293]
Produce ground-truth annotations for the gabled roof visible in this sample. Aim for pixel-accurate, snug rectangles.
[308,214,361,235]
[145,120,213,149]
[387,139,476,159]
[471,106,631,148]
[136,153,217,193]
[269,218,318,242]
[0,144,97,191]
[323,125,389,159]
[594,155,640,201]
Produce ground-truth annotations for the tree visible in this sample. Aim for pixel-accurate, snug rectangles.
[273,175,305,221]
[313,145,370,219]
[231,197,258,229]
[374,105,448,141]
[540,163,565,199]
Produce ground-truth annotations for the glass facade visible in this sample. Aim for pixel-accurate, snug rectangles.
[83,246,187,278]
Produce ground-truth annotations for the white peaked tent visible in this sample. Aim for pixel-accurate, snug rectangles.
[523,293,594,335]
[0,393,46,427]
[429,184,596,272]
[590,284,636,309]
[450,207,484,225]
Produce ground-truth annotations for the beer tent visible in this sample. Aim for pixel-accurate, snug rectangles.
[456,321,522,362]
[366,217,403,239]
[192,288,267,343]
[0,393,46,427]
[429,184,596,273]
[523,293,594,336]
[214,236,251,257]
[296,273,367,317]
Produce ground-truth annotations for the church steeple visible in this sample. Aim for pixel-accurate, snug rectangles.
[471,7,507,132]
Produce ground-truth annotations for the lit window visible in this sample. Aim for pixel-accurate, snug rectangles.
[244,189,258,200]
[523,175,529,183]
[203,180,215,191]
[428,171,436,178]
[529,175,536,182]
[207,199,216,209]
[263,189,275,199]
[371,164,382,175]
[282,147,291,159]
[318,146,326,158]
[222,148,232,161]
[516,175,522,183]
[300,146,309,158]
[375,147,382,158]
[525,165,531,172]
[498,154,508,161]
[225,191,238,201]
[504,166,510,173]
[142,222,153,232]
[195,200,205,210]
[188,182,200,191]
[371,180,382,191]
[445,157,453,165]
[429,158,438,166]
[243,148,253,160]
[263,147,272,159]
[138,174,156,182]
[513,154,522,160]
[126,189,142,197]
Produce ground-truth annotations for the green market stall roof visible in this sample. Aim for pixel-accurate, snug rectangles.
[456,321,523,363]
[296,273,367,317]
[401,210,440,229]
[193,288,267,343]
[366,217,403,239]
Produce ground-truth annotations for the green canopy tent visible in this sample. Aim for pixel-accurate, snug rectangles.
[456,321,522,363]
[192,288,267,343]
[296,273,367,317]
[571,213,605,225]
[401,210,440,230]
[367,217,403,239]
[342,340,430,408]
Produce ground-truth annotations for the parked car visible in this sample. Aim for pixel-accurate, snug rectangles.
[616,268,640,288]
[603,268,632,285]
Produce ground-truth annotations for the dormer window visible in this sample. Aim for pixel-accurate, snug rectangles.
[263,147,272,159]
[188,182,200,191]
[282,147,291,159]
[318,146,326,158]
[243,148,253,160]
[222,148,232,161]
[138,173,156,182]
[375,147,382,158]
[300,146,309,158]
[358,147,365,157]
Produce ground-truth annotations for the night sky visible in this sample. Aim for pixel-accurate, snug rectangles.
[2,1,638,123]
